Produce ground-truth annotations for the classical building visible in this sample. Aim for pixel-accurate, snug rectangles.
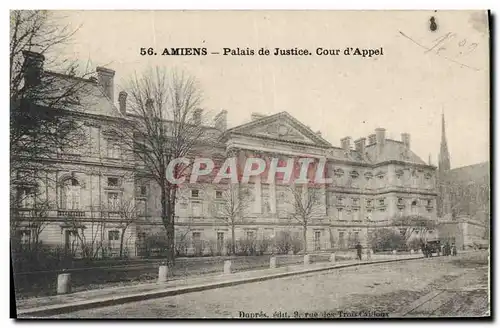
[12,52,439,257]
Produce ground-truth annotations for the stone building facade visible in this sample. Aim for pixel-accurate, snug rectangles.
[12,54,438,257]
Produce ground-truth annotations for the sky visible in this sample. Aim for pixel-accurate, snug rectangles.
[55,10,489,169]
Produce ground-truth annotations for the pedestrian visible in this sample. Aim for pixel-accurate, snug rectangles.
[451,243,457,256]
[355,242,362,261]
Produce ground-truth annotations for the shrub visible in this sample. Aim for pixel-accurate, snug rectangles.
[274,231,292,255]
[290,235,303,254]
[256,237,272,255]
[236,237,257,256]
[369,228,404,252]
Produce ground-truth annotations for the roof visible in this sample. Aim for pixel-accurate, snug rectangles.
[225,111,333,148]
[446,162,490,183]
[364,139,427,165]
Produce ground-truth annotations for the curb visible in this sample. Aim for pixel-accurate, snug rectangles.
[17,256,424,317]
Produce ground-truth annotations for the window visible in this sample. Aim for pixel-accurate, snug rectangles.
[61,178,81,210]
[107,177,119,187]
[364,172,373,180]
[378,198,385,206]
[107,192,120,210]
[107,141,121,158]
[350,171,359,179]
[192,232,201,240]
[19,230,31,244]
[246,231,255,239]
[314,231,321,251]
[353,209,360,221]
[334,168,344,177]
[215,190,223,199]
[191,201,202,217]
[217,232,224,253]
[18,187,34,208]
[366,199,373,207]
[427,199,432,207]
[64,229,79,251]
[354,231,360,242]
[352,198,359,206]
[339,232,346,249]
[137,199,146,216]
[336,196,344,206]
[108,230,120,241]
[191,189,199,198]
[411,200,418,214]
[139,185,147,197]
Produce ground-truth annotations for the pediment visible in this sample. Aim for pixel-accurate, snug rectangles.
[227,112,331,147]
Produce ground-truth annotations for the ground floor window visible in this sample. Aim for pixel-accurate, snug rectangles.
[217,232,224,254]
[314,231,321,251]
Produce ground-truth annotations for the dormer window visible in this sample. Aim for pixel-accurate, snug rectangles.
[378,198,385,206]
[364,171,373,180]
[395,169,404,179]
[424,173,432,180]
[334,168,344,177]
[366,199,373,207]
[350,170,359,179]
[191,189,200,198]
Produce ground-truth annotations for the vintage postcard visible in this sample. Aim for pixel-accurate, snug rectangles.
[10,10,490,319]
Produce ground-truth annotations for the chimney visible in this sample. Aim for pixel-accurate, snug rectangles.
[401,133,410,149]
[354,137,366,155]
[22,50,45,86]
[118,91,127,115]
[214,109,228,131]
[340,137,352,151]
[96,67,115,102]
[375,128,386,154]
[368,134,377,145]
[251,112,266,121]
[316,130,322,137]
[193,108,203,125]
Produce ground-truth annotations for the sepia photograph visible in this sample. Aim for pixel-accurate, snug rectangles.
[9,9,490,319]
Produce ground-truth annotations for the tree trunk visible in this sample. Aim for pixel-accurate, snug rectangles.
[119,228,126,258]
[231,224,236,255]
[303,223,308,253]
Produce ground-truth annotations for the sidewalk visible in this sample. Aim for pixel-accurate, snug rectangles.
[17,253,423,317]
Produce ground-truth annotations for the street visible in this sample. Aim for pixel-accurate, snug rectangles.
[52,251,489,318]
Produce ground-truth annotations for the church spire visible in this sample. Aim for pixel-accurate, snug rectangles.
[438,110,451,171]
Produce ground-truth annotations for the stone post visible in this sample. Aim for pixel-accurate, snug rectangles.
[270,256,277,269]
[303,254,310,265]
[158,263,168,283]
[57,272,71,294]
[224,260,232,274]
[329,253,336,263]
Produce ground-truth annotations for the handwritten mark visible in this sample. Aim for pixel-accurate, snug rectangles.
[430,17,438,32]
[399,31,480,71]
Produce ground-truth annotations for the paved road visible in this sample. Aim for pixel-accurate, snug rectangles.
[53,251,489,319]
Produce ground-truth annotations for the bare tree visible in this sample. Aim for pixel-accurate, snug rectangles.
[10,11,92,174]
[392,215,437,246]
[284,185,324,253]
[116,67,217,267]
[103,197,139,258]
[10,188,53,252]
[10,11,95,248]
[211,184,251,255]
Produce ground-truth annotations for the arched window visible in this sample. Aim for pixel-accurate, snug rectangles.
[411,200,418,214]
[61,178,81,210]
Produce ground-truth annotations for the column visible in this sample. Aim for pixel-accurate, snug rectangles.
[269,182,276,214]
